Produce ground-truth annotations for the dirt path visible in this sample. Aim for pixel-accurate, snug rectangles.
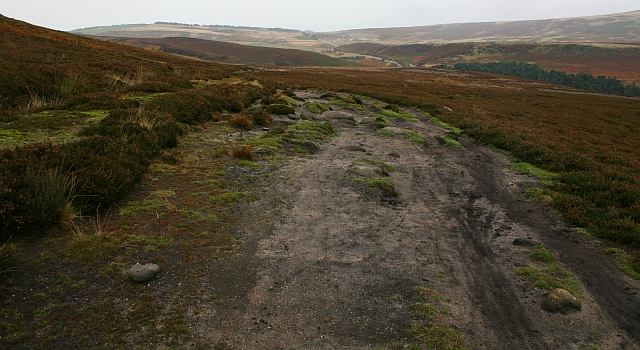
[189,93,640,349]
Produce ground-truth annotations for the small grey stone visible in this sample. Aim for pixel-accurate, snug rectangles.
[319,92,335,99]
[271,118,298,127]
[288,114,300,120]
[347,160,387,178]
[300,111,314,120]
[388,152,401,158]
[358,117,378,125]
[126,263,160,283]
[346,145,366,152]
[254,147,271,155]
[513,238,538,247]
[321,111,355,121]
[542,289,582,313]
[246,105,263,113]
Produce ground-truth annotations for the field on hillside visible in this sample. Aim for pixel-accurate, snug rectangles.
[107,37,357,67]
[339,42,640,83]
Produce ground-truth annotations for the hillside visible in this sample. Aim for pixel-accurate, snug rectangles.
[71,22,329,52]
[339,42,640,82]
[321,10,640,45]
[72,10,640,48]
[0,15,238,112]
[106,37,357,66]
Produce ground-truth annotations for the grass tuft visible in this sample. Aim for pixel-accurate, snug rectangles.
[309,101,330,114]
[405,131,425,144]
[351,177,397,197]
[230,115,253,130]
[232,146,255,160]
[530,245,556,263]
[407,323,466,350]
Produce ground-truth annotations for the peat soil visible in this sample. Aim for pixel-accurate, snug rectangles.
[189,92,640,349]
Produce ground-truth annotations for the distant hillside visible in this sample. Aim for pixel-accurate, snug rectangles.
[106,37,357,67]
[339,42,640,83]
[72,11,640,49]
[322,10,640,45]
[71,23,331,53]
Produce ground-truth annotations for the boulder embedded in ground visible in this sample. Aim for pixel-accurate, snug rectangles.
[126,263,161,283]
[288,114,301,120]
[388,152,401,158]
[254,147,271,155]
[321,111,356,121]
[347,160,387,178]
[318,111,357,127]
[300,111,314,120]
[513,238,538,247]
[542,289,582,313]
[271,118,298,127]
[346,145,366,152]
[358,117,378,125]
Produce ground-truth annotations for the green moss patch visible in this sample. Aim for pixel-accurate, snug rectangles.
[404,131,425,144]
[504,162,558,183]
[351,177,397,197]
[605,248,640,280]
[438,133,463,148]
[379,108,419,122]
[516,263,583,299]
[308,101,331,114]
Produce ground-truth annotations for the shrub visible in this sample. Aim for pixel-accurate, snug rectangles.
[58,92,135,111]
[230,115,253,130]
[250,111,272,127]
[148,84,269,124]
[232,146,254,160]
[125,81,177,93]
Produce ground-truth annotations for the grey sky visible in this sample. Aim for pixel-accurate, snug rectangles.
[2,0,639,32]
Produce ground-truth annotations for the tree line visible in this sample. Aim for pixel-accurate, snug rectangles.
[444,61,640,97]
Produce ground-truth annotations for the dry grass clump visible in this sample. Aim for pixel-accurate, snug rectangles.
[232,146,254,160]
[230,115,253,130]
[250,111,272,127]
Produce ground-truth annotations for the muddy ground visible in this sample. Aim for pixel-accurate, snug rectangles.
[2,91,639,350]
[185,92,640,349]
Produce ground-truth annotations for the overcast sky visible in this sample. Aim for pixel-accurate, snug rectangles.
[2,0,639,32]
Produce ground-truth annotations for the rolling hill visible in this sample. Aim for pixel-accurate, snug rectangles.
[320,10,640,45]
[106,37,357,66]
[338,42,640,82]
[72,10,640,48]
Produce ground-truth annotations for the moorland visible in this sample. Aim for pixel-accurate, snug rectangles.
[0,11,639,349]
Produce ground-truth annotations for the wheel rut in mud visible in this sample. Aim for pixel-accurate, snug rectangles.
[193,92,640,350]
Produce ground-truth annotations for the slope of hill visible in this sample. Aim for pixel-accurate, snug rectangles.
[322,10,640,45]
[339,42,640,82]
[0,15,237,111]
[72,22,329,52]
[72,10,640,48]
[106,37,357,66]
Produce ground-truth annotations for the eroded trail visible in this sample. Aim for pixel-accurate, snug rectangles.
[195,94,639,349]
